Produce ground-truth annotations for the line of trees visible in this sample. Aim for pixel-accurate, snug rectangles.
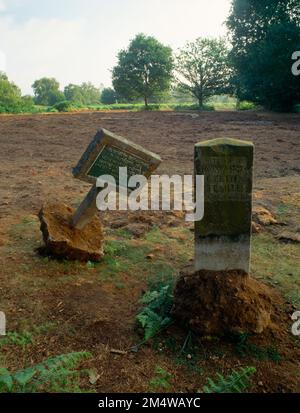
[1,0,299,113]
[111,0,300,112]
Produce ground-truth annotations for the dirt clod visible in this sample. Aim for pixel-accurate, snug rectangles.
[253,206,277,226]
[173,270,277,336]
[38,202,104,261]
[276,230,300,244]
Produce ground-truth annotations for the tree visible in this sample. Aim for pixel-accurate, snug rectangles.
[64,84,84,103]
[32,77,64,106]
[64,82,101,105]
[112,34,173,107]
[0,72,34,113]
[79,82,101,104]
[227,0,300,111]
[175,38,232,108]
[100,87,118,105]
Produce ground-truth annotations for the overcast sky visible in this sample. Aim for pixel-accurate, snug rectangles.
[0,0,232,94]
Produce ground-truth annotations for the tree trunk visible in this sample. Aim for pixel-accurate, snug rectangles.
[144,96,149,109]
[198,95,203,110]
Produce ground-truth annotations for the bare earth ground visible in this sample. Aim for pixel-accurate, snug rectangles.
[0,110,299,392]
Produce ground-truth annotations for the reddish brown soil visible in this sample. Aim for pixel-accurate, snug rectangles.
[0,111,299,393]
[173,270,278,335]
[0,110,299,222]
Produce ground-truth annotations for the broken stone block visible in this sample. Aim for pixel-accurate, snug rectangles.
[38,203,104,262]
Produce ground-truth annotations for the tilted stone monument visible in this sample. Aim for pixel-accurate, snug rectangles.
[194,138,254,273]
[72,128,161,230]
[39,128,161,261]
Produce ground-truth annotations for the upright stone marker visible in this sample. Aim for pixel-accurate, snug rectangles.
[195,138,254,273]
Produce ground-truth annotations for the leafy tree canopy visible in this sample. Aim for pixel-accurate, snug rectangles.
[100,87,118,105]
[0,72,34,113]
[227,0,300,111]
[32,77,64,106]
[176,38,232,108]
[112,33,173,107]
[64,82,101,105]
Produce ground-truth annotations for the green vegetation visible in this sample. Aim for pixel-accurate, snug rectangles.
[202,367,256,393]
[0,331,33,348]
[0,72,35,113]
[227,0,300,112]
[233,333,282,362]
[0,352,91,393]
[64,82,101,105]
[149,366,173,391]
[176,38,232,108]
[32,77,64,106]
[137,284,174,341]
[251,233,300,307]
[100,87,118,105]
[112,34,173,108]
[2,4,300,114]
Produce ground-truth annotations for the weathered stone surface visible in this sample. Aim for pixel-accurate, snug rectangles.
[39,203,104,261]
[72,128,162,230]
[73,128,162,186]
[195,138,254,272]
[72,185,101,230]
[172,270,273,335]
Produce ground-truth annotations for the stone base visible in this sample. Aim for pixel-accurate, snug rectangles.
[195,234,250,273]
[172,270,273,335]
[38,203,104,262]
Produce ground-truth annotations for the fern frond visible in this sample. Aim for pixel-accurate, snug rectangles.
[137,279,174,341]
[137,308,172,340]
[0,351,92,393]
[203,367,256,393]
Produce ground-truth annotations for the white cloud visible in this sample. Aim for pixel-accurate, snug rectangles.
[0,16,108,94]
[0,0,232,94]
[0,50,6,72]
[0,1,6,12]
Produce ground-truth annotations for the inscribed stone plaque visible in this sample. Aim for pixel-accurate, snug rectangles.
[72,128,161,230]
[195,138,254,273]
[73,129,161,187]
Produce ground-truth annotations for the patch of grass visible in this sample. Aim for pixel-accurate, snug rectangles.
[144,226,175,245]
[276,202,290,219]
[0,331,33,348]
[238,101,258,111]
[146,262,177,291]
[108,228,133,240]
[251,233,300,307]
[9,216,37,240]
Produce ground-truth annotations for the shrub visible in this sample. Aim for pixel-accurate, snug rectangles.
[238,101,257,111]
[52,100,75,112]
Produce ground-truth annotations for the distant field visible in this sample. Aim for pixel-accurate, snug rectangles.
[0,96,260,114]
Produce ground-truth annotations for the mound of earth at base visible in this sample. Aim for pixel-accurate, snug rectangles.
[38,203,104,262]
[172,270,277,336]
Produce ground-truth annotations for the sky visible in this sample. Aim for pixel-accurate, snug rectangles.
[0,0,232,94]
